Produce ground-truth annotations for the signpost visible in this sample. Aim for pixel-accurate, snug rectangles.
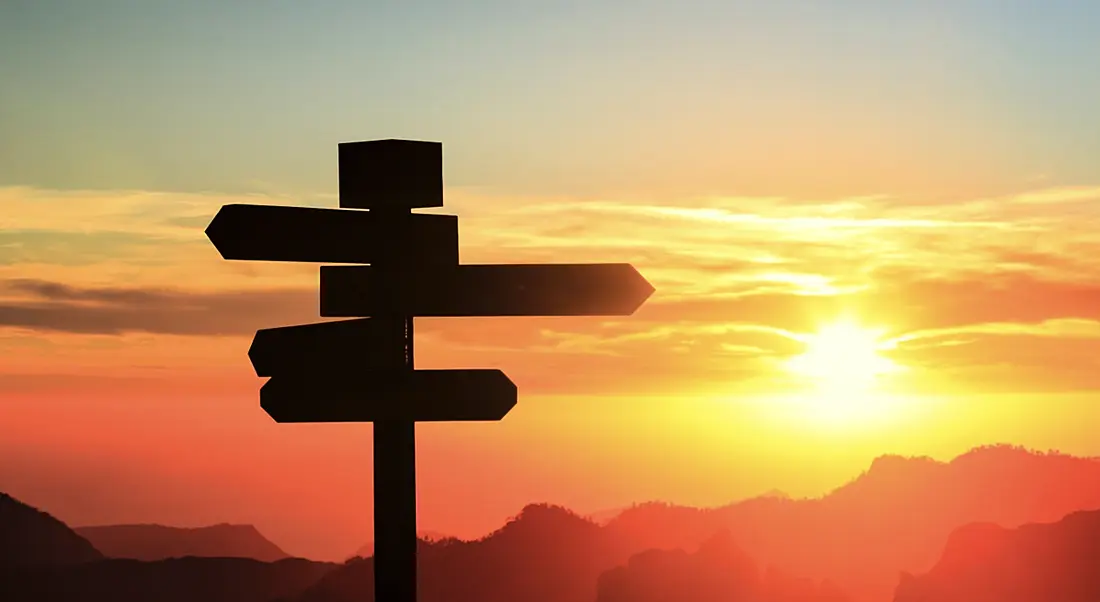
[204,138,655,602]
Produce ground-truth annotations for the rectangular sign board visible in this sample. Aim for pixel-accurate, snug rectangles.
[249,318,405,377]
[206,204,458,265]
[260,369,518,423]
[339,139,444,210]
[318,263,655,317]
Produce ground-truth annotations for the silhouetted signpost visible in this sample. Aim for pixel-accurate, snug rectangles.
[205,139,655,602]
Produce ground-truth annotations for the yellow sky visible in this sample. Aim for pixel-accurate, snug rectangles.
[4,181,1100,560]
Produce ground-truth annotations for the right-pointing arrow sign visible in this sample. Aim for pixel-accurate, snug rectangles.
[319,263,656,317]
[260,369,518,423]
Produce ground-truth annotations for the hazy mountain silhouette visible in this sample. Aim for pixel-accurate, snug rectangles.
[297,503,641,602]
[893,508,1100,602]
[6,444,1100,602]
[0,493,335,602]
[351,530,450,560]
[0,556,338,602]
[602,445,1100,602]
[300,506,845,602]
[0,492,103,567]
[586,506,631,525]
[597,530,850,602]
[76,523,290,562]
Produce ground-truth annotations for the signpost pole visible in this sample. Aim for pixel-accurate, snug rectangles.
[372,207,418,602]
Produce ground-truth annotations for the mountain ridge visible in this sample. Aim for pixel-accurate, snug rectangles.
[601,444,1100,602]
[894,507,1100,602]
[75,523,290,562]
[0,492,103,567]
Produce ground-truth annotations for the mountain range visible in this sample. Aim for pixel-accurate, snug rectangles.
[5,444,1100,601]
[600,444,1100,601]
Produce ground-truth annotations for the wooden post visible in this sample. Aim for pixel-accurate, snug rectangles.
[372,207,419,602]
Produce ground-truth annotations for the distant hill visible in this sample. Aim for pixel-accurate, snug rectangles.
[0,556,338,602]
[0,494,334,602]
[75,523,290,562]
[598,530,850,602]
[297,504,842,602]
[894,509,1100,602]
[0,492,103,567]
[585,507,629,525]
[602,445,1100,602]
[298,504,641,602]
[351,530,451,560]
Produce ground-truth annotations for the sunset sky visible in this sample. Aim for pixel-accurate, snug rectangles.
[3,1,1100,561]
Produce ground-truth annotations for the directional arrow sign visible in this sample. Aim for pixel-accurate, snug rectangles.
[249,319,403,377]
[260,369,517,423]
[319,263,656,317]
[205,204,459,264]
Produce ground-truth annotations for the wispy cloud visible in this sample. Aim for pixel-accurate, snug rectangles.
[1011,186,1100,205]
[0,278,316,336]
[4,182,1100,395]
[893,318,1100,345]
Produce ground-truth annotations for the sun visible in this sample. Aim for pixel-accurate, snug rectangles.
[780,319,907,424]
[786,320,900,391]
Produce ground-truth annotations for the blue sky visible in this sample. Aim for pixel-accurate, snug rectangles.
[2,0,1098,199]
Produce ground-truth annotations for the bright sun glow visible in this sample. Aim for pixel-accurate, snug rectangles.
[779,319,908,426]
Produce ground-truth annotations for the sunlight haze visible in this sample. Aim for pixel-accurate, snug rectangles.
[2,0,1100,564]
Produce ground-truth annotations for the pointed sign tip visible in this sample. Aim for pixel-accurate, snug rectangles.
[203,211,218,236]
[629,266,656,313]
[204,205,231,253]
[246,336,264,377]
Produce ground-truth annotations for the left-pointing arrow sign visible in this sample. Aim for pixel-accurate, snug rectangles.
[259,369,518,423]
[205,204,459,264]
[249,319,402,377]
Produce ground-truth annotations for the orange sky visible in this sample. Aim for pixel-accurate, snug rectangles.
[4,1,1100,562]
[4,182,1100,560]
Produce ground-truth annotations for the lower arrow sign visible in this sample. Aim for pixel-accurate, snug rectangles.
[259,369,517,423]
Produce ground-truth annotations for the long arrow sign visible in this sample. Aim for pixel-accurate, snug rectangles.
[205,204,459,264]
[249,318,395,377]
[319,263,655,317]
[260,369,517,423]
